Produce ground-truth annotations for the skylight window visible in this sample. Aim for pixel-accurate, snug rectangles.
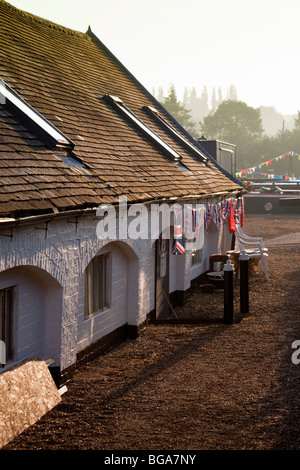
[62,155,86,168]
[143,105,208,164]
[53,150,92,175]
[0,79,74,149]
[103,94,182,162]
[177,162,191,173]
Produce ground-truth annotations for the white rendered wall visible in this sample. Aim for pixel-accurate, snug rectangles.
[0,200,225,373]
[0,214,155,372]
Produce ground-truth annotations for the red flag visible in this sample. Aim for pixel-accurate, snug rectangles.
[228,199,236,233]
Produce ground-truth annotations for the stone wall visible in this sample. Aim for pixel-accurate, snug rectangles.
[0,358,61,449]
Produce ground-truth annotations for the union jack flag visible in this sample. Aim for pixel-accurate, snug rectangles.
[221,199,229,222]
[215,202,222,225]
[171,206,185,255]
[234,198,240,224]
[204,204,212,235]
[193,207,202,242]
[184,205,193,240]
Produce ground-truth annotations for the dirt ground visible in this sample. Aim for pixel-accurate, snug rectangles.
[4,213,300,450]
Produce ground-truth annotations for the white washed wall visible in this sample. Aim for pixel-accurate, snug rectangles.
[0,200,228,373]
[0,213,155,372]
[76,242,129,355]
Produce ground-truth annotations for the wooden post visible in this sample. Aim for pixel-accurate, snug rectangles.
[224,259,234,325]
[239,250,249,314]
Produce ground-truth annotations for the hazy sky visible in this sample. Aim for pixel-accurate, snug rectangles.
[7,0,300,115]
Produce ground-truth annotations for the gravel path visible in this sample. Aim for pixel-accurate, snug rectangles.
[4,214,300,450]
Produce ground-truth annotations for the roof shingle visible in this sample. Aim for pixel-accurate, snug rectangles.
[0,0,241,218]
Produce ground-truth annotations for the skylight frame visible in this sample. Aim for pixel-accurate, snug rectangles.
[143,105,208,164]
[103,94,182,163]
[0,79,74,148]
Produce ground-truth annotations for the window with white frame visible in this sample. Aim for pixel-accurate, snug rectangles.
[0,79,74,148]
[0,286,14,364]
[85,253,110,317]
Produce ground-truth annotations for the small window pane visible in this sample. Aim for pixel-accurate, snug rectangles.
[86,253,110,317]
[93,256,101,312]
[192,248,202,266]
[0,287,13,363]
[102,255,108,308]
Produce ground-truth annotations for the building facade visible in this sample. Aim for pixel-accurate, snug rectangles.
[0,0,242,384]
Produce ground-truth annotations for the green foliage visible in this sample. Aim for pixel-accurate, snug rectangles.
[201,100,300,175]
[249,127,300,178]
[201,100,264,168]
[154,83,300,177]
[294,111,300,129]
[162,84,196,135]
[201,100,263,142]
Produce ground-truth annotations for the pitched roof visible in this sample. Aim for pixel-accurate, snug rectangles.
[0,0,241,218]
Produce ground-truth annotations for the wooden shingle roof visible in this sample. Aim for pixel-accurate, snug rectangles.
[0,0,241,218]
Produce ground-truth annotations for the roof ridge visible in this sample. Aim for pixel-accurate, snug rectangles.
[1,0,90,40]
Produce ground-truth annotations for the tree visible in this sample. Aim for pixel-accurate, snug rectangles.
[218,87,223,106]
[211,88,217,111]
[199,86,210,119]
[201,100,263,142]
[201,100,263,168]
[182,87,189,108]
[189,86,198,111]
[227,84,238,101]
[259,106,285,136]
[294,111,300,129]
[157,86,165,103]
[162,84,196,135]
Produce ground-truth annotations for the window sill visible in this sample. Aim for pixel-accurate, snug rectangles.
[84,305,111,321]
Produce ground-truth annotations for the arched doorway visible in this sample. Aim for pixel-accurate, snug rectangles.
[0,266,62,367]
[79,240,139,352]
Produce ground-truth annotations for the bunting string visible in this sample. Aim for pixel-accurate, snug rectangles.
[170,197,244,255]
[235,151,300,178]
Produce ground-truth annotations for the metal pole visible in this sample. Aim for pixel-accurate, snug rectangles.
[224,259,234,324]
[239,250,249,314]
